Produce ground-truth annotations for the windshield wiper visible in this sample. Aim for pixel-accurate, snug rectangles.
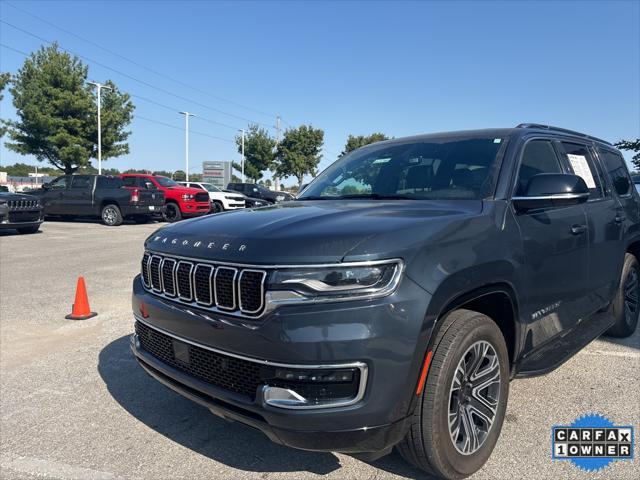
[336,193,416,200]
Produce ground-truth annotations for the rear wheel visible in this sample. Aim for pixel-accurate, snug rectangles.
[17,225,40,234]
[398,309,509,479]
[101,204,123,226]
[605,253,639,338]
[162,202,182,222]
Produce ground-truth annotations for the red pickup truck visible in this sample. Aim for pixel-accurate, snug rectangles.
[120,174,211,222]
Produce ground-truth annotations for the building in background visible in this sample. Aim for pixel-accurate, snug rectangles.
[0,174,54,192]
[202,161,232,188]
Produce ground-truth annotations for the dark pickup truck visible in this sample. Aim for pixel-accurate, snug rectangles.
[131,124,639,479]
[32,174,165,226]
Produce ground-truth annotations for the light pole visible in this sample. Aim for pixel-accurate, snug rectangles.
[240,128,245,183]
[88,82,112,175]
[179,112,196,181]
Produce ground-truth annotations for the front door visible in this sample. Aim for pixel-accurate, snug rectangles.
[41,176,70,215]
[511,139,590,355]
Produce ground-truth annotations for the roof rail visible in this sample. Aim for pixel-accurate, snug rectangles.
[515,123,612,146]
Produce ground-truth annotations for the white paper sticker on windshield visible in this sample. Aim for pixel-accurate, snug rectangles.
[567,154,596,189]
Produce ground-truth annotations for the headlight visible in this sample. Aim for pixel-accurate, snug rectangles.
[181,194,194,201]
[267,260,403,302]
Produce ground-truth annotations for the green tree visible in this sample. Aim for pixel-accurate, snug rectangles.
[233,124,277,182]
[276,125,324,188]
[0,72,11,138]
[6,44,134,174]
[173,170,186,181]
[615,139,640,169]
[341,132,390,156]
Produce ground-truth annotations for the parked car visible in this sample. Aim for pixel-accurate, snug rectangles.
[177,181,245,213]
[0,191,44,234]
[30,175,164,226]
[120,174,210,222]
[226,182,288,203]
[235,193,269,208]
[131,124,639,479]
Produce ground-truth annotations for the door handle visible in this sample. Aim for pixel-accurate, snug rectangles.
[570,224,587,235]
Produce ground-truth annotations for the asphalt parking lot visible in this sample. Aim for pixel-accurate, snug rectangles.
[1,220,638,480]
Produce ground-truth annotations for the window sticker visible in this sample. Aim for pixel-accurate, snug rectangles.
[567,154,596,189]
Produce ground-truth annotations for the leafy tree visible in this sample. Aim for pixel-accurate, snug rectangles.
[233,124,277,182]
[173,170,187,181]
[124,168,151,174]
[615,139,640,169]
[341,132,390,156]
[0,72,11,138]
[1,162,62,177]
[276,125,324,188]
[6,44,134,174]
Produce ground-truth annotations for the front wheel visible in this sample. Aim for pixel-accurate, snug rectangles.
[398,309,509,479]
[605,253,639,338]
[162,202,182,222]
[101,204,123,226]
[211,201,224,214]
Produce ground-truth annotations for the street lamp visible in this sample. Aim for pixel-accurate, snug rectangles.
[179,112,196,182]
[239,128,245,183]
[88,82,112,175]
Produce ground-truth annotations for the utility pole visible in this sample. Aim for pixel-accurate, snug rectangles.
[274,115,281,191]
[179,112,196,181]
[240,128,245,183]
[88,82,112,175]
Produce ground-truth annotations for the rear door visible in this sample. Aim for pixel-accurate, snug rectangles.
[556,142,622,314]
[42,176,71,214]
[67,175,94,215]
[512,138,590,353]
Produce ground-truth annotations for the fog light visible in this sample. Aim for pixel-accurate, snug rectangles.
[273,368,354,383]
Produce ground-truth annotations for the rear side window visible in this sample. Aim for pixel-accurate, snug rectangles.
[97,176,123,188]
[516,140,562,195]
[71,176,92,189]
[600,149,632,196]
[559,142,604,200]
[122,177,137,187]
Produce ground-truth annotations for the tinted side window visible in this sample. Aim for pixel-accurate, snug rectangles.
[97,176,123,188]
[71,176,92,189]
[559,142,604,200]
[48,176,70,189]
[516,140,562,195]
[600,149,632,196]
[122,177,137,187]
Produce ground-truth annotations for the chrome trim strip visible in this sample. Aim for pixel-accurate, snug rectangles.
[214,267,238,310]
[134,315,368,410]
[238,269,266,314]
[193,264,214,306]
[176,261,194,301]
[512,193,589,201]
[145,249,401,270]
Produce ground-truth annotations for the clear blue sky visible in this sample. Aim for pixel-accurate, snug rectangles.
[1,0,639,184]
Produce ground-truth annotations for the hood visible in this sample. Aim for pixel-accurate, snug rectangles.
[163,186,202,194]
[0,192,40,201]
[145,200,482,264]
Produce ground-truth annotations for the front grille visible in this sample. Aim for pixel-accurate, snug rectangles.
[195,192,210,203]
[7,211,41,223]
[135,320,263,400]
[7,199,39,210]
[141,251,267,317]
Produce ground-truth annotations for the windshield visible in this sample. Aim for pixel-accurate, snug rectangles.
[155,176,178,187]
[299,137,506,201]
[201,183,220,192]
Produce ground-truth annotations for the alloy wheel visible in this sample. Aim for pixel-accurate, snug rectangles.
[103,207,116,225]
[448,340,501,455]
[624,267,639,326]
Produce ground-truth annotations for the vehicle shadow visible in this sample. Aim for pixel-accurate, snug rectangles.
[598,323,640,350]
[98,335,433,479]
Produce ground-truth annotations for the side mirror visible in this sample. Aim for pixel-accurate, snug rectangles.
[42,183,50,190]
[513,173,589,212]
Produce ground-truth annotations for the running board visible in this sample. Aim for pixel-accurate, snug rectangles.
[515,312,615,378]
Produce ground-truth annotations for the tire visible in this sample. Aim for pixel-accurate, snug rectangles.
[211,201,224,214]
[101,204,123,226]
[17,225,40,234]
[397,309,509,479]
[162,202,182,222]
[605,253,639,338]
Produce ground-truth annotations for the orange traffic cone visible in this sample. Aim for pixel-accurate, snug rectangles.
[65,276,97,320]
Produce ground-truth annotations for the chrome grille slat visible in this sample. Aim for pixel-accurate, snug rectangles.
[140,251,266,318]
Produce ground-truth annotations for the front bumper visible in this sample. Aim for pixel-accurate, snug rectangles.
[130,274,433,453]
[0,205,44,229]
[181,202,211,217]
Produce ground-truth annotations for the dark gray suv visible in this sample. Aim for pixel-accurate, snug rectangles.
[131,124,639,479]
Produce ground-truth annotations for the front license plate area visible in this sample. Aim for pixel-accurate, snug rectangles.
[172,339,190,365]
[148,205,155,211]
